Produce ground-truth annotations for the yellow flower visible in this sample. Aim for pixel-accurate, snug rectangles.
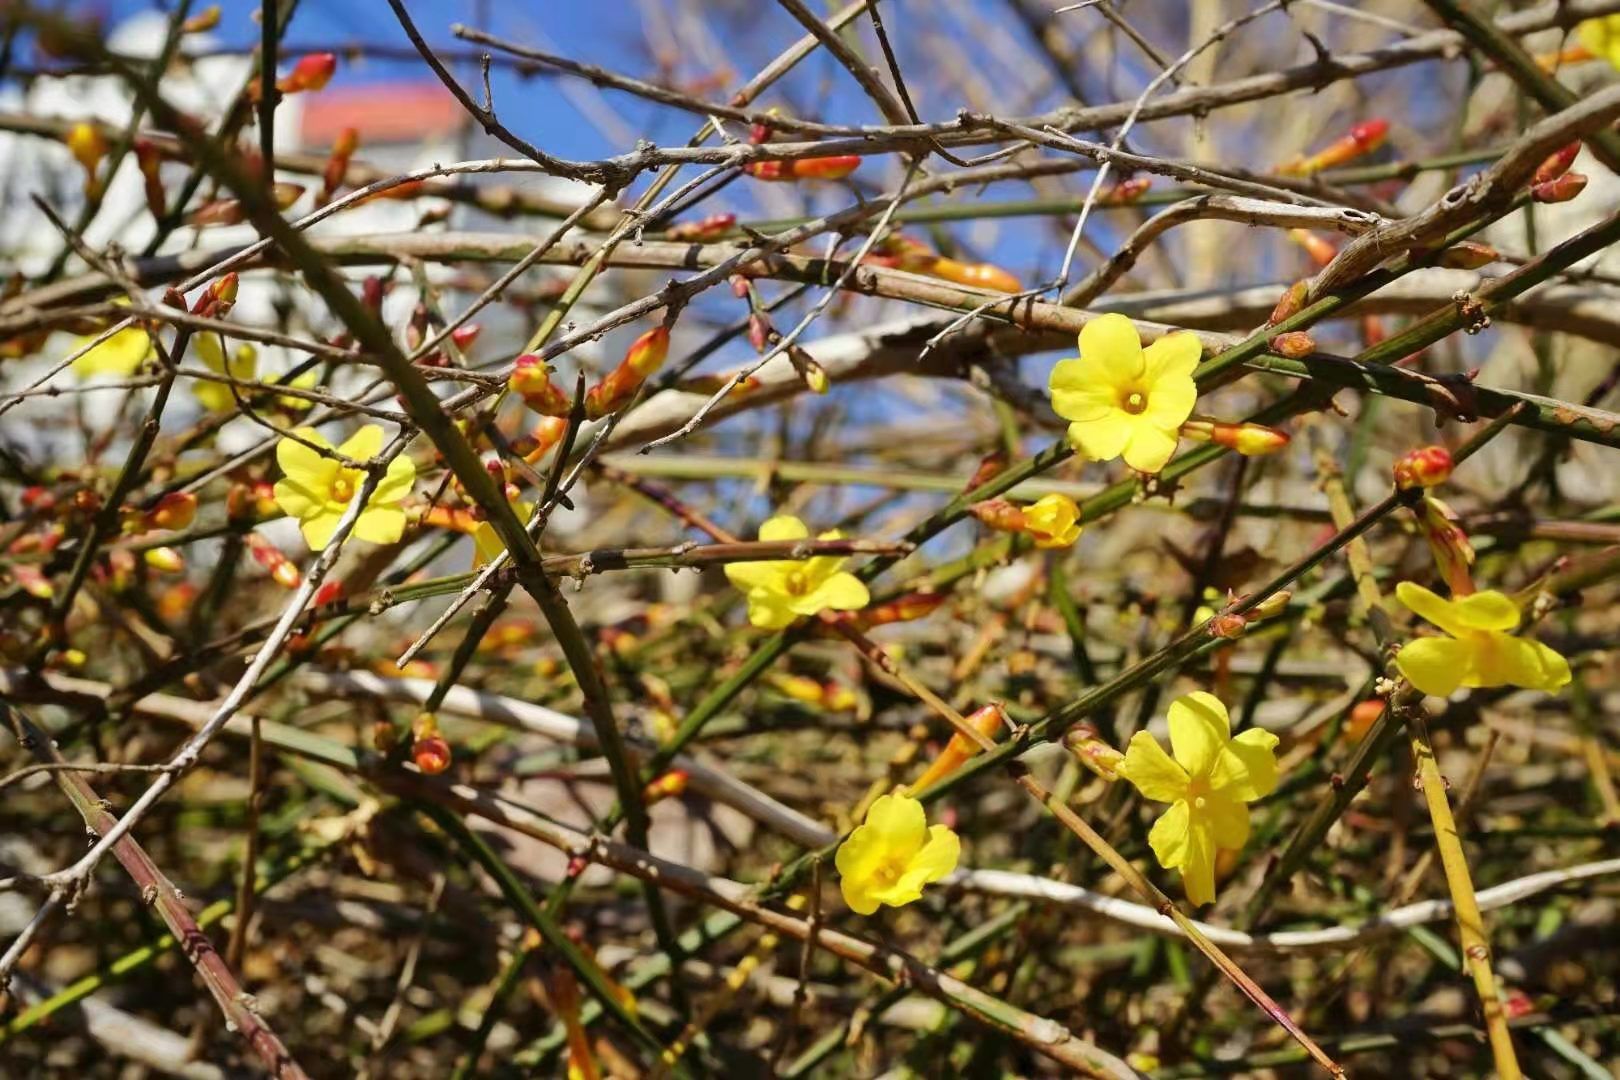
[1048,313,1201,474]
[1579,16,1620,70]
[1393,582,1570,698]
[722,515,870,629]
[192,334,258,412]
[472,500,535,566]
[835,791,960,915]
[276,369,320,412]
[272,425,416,550]
[1120,692,1278,906]
[1021,493,1082,548]
[72,325,152,378]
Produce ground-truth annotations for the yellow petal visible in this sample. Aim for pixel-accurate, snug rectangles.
[272,476,325,520]
[758,515,809,543]
[863,792,927,855]
[299,508,345,551]
[1394,581,1470,639]
[1142,330,1202,383]
[72,327,150,378]
[1121,731,1189,803]
[1445,589,1522,633]
[1213,727,1280,802]
[1206,793,1251,850]
[1167,691,1229,777]
[372,452,417,505]
[1395,635,1476,697]
[277,428,337,488]
[1472,633,1571,693]
[1077,313,1144,383]
[1048,358,1117,423]
[797,572,869,615]
[353,505,407,545]
[1066,414,1132,463]
[724,559,785,592]
[1147,798,1191,870]
[744,591,799,629]
[1180,820,1218,906]
[834,825,887,916]
[337,424,385,463]
[1120,420,1179,474]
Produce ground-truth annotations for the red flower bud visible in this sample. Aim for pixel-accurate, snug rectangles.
[1531,172,1587,204]
[666,212,736,241]
[1531,141,1580,186]
[1268,280,1310,326]
[412,735,452,774]
[278,53,337,95]
[1393,445,1453,490]
[1269,331,1316,358]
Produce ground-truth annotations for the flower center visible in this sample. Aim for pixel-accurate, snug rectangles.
[330,474,356,503]
[870,855,908,888]
[783,567,811,596]
[1121,389,1148,415]
[1187,775,1211,811]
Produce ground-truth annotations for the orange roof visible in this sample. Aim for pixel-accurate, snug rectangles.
[299,82,466,147]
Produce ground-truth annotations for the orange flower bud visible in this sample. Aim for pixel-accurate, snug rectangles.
[1417,494,1475,596]
[908,703,1005,794]
[1437,242,1498,270]
[969,497,1026,534]
[146,491,197,531]
[515,416,570,463]
[1268,280,1310,326]
[1531,141,1580,186]
[1288,229,1338,269]
[1531,172,1587,204]
[642,769,689,805]
[181,5,221,32]
[133,139,167,219]
[509,354,572,417]
[930,258,1022,293]
[1182,420,1291,457]
[1278,118,1389,176]
[744,154,860,182]
[277,53,337,95]
[666,212,737,241]
[624,326,671,378]
[1268,331,1316,359]
[857,591,946,629]
[1208,612,1247,639]
[1392,445,1453,490]
[1345,698,1385,742]
[412,735,452,774]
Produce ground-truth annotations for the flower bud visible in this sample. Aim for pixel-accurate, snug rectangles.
[1418,494,1475,596]
[1268,280,1309,326]
[667,212,737,241]
[908,704,1005,794]
[247,532,301,589]
[1392,445,1453,490]
[1288,229,1338,268]
[1531,141,1580,186]
[143,546,185,573]
[65,121,108,196]
[278,53,337,95]
[1020,493,1082,549]
[1182,419,1290,457]
[1268,331,1316,359]
[147,491,197,531]
[642,769,689,805]
[624,326,671,378]
[744,154,860,182]
[508,354,571,417]
[932,258,1022,293]
[412,735,452,774]
[1098,176,1151,204]
[1436,241,1499,270]
[969,497,1025,534]
[856,591,946,628]
[1063,724,1125,781]
[1248,589,1293,620]
[181,5,221,32]
[769,673,824,705]
[14,564,54,600]
[1532,172,1587,204]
